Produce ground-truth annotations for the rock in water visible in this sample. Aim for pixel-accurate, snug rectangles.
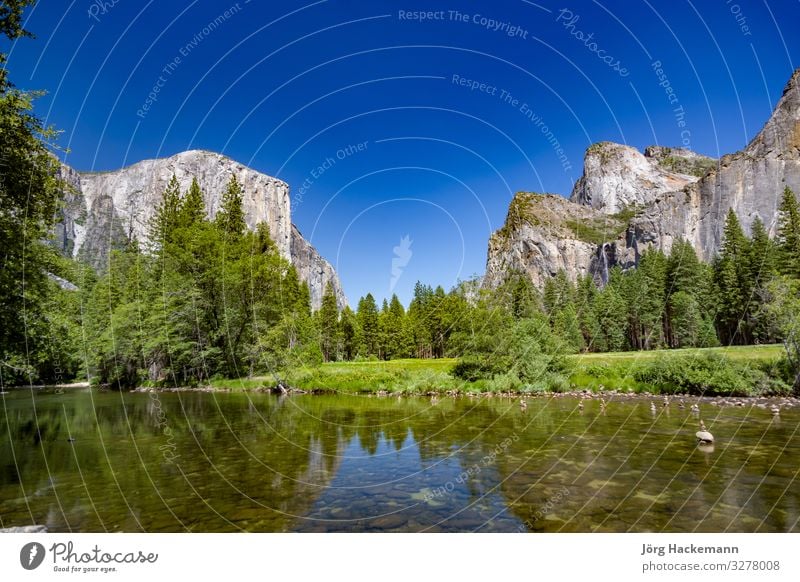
[696,421,714,444]
[695,430,714,443]
[0,525,48,533]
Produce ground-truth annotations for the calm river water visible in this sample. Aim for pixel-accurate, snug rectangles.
[1,389,798,532]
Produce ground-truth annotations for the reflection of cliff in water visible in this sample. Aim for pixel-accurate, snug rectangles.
[0,390,350,532]
[2,391,798,532]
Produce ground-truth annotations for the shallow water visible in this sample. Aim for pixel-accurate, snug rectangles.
[1,389,798,532]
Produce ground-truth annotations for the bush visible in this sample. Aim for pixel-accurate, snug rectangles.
[451,355,505,382]
[451,314,572,389]
[485,371,524,393]
[632,353,768,396]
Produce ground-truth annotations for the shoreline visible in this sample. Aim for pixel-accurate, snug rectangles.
[6,384,796,406]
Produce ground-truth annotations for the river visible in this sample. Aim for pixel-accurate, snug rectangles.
[1,389,797,532]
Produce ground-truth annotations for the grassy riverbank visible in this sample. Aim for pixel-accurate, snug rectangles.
[206,344,791,396]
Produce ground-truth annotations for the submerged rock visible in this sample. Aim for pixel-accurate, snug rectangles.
[0,525,48,533]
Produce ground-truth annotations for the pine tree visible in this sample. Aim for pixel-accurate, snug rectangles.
[0,4,67,383]
[552,304,584,353]
[381,294,408,359]
[592,274,629,352]
[543,270,574,319]
[150,175,181,248]
[749,216,777,285]
[637,249,667,349]
[408,282,434,358]
[776,187,800,278]
[749,216,778,343]
[178,177,206,229]
[216,174,246,237]
[507,271,539,320]
[665,241,709,347]
[356,293,380,357]
[574,275,601,351]
[667,239,703,296]
[339,307,359,360]
[714,209,753,343]
[318,282,339,362]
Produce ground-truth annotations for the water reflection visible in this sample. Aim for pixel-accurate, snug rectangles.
[1,390,798,532]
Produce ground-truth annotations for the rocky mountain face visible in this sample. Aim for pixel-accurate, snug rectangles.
[569,142,713,213]
[55,150,346,310]
[486,68,800,289]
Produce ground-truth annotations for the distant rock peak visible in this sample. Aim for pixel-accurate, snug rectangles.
[486,68,800,291]
[745,67,800,159]
[569,142,714,214]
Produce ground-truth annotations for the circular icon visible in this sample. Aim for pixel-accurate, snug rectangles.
[20,542,46,570]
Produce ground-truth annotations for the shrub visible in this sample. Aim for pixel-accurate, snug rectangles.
[632,353,767,396]
[451,355,506,382]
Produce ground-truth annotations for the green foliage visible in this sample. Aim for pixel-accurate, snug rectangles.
[655,153,716,177]
[1,4,795,393]
[215,174,246,238]
[552,304,584,353]
[318,282,339,361]
[178,177,206,229]
[76,176,321,389]
[762,275,800,392]
[776,187,800,278]
[591,276,628,352]
[149,175,181,248]
[356,293,380,357]
[714,209,754,344]
[452,312,571,391]
[632,353,778,396]
[0,5,75,385]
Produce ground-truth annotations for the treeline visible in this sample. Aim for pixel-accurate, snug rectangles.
[323,189,800,358]
[6,177,797,391]
[320,188,800,390]
[80,175,325,388]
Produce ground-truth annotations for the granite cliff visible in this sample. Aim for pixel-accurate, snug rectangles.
[486,68,800,289]
[55,150,346,310]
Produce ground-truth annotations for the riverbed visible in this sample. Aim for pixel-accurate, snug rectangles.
[1,389,798,532]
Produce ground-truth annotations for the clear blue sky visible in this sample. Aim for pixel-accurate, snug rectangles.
[4,0,799,305]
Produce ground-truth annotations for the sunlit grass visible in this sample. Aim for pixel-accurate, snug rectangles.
[209,345,787,394]
[572,343,783,364]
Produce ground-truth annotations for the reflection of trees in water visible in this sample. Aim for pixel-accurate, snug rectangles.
[2,392,528,531]
[2,392,796,532]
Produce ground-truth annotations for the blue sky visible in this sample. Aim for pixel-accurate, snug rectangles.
[4,0,799,305]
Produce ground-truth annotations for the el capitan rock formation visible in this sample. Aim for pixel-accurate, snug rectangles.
[55,150,346,310]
